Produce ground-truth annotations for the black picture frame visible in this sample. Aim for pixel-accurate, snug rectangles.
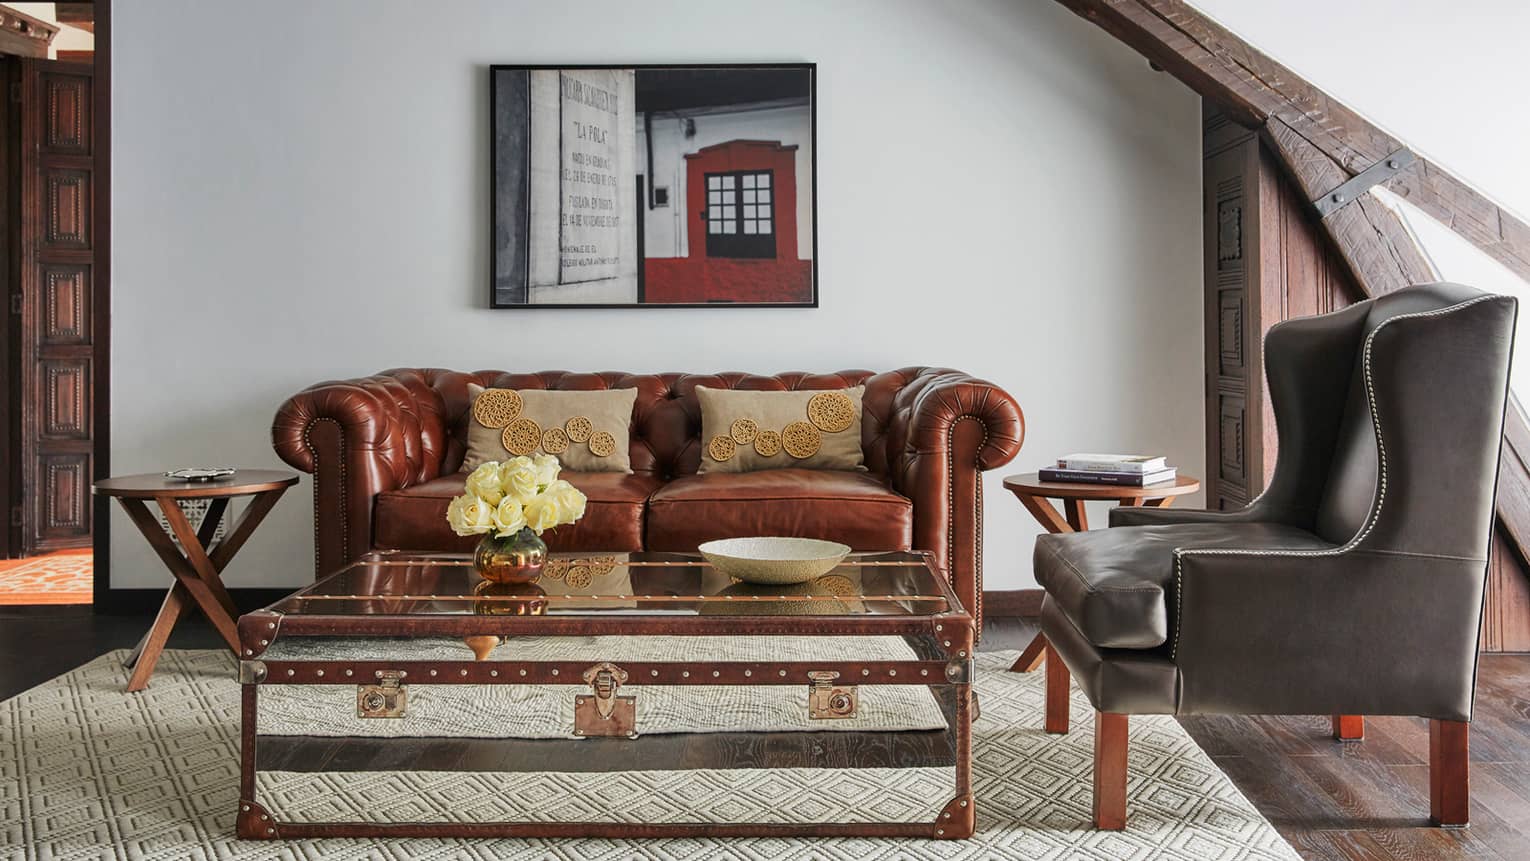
[489,63,818,309]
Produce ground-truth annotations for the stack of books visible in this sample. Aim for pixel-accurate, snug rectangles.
[1039,453,1177,487]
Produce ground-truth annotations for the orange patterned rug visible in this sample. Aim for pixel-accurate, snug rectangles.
[0,550,92,605]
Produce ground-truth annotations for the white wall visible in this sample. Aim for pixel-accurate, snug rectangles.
[112,0,1204,591]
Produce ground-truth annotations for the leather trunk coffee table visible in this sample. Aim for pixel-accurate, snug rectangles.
[235,550,975,840]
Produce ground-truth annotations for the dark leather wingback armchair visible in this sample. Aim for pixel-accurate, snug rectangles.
[1033,282,1517,830]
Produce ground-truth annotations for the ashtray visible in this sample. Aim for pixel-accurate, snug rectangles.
[163,468,237,482]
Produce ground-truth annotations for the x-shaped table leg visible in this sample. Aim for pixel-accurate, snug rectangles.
[116,488,288,691]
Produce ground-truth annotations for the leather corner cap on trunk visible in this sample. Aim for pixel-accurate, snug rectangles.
[645,469,913,552]
[1034,522,1333,650]
[374,472,663,553]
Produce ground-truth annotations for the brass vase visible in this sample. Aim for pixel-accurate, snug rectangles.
[473,527,547,584]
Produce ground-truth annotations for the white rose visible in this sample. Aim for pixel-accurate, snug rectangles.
[499,456,540,504]
[532,453,562,489]
[464,461,504,506]
[522,493,561,534]
[445,493,494,536]
[544,479,587,525]
[492,497,527,537]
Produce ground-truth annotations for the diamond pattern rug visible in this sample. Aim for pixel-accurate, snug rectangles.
[0,649,1301,860]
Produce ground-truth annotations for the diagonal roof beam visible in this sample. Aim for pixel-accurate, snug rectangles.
[1054,0,1530,285]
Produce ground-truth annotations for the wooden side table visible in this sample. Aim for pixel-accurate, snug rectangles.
[94,470,298,691]
[1002,472,1200,677]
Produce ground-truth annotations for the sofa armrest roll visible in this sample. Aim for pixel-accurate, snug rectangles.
[272,375,427,578]
[888,370,1024,633]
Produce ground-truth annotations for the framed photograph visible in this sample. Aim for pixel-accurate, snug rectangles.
[491,64,817,308]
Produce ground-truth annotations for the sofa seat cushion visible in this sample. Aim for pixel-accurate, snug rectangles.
[646,469,913,552]
[374,472,663,553]
[1035,522,1332,650]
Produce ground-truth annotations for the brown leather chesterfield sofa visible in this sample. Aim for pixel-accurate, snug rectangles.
[272,368,1023,627]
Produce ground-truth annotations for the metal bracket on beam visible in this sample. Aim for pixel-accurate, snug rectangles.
[1313,148,1416,217]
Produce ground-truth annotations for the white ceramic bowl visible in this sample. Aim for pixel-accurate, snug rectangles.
[698,537,852,585]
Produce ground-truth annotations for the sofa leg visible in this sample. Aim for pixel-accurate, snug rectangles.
[1044,643,1070,734]
[1332,714,1364,741]
[1430,719,1470,827]
[1094,712,1128,830]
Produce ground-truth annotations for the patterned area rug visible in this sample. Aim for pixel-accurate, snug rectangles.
[0,649,1301,860]
[0,550,91,605]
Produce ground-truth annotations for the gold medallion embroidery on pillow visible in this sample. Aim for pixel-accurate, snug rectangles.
[753,429,782,457]
[564,565,594,589]
[708,435,738,462]
[564,415,593,443]
[782,421,822,459]
[807,391,855,433]
[541,427,569,454]
[730,418,758,445]
[541,558,569,582]
[472,389,523,428]
[502,417,542,456]
[588,430,617,458]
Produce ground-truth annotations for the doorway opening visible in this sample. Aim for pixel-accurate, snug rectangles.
[0,2,105,606]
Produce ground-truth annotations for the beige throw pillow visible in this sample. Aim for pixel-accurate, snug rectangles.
[464,385,637,473]
[697,385,865,474]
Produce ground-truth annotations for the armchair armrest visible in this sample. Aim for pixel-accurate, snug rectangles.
[888,370,1024,631]
[1171,548,1483,721]
[272,373,437,577]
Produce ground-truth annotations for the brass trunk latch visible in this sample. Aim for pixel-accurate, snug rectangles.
[808,670,857,719]
[357,670,407,718]
[574,662,636,738]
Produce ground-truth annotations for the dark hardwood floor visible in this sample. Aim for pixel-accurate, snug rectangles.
[2,607,1526,860]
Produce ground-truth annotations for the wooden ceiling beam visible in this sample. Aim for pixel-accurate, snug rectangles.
[1261,117,1436,296]
[1054,0,1530,285]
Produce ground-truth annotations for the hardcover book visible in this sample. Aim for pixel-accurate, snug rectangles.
[1055,453,1167,474]
[1039,467,1177,487]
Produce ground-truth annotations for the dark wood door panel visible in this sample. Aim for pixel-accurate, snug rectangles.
[40,264,89,345]
[42,167,90,249]
[39,358,89,440]
[19,59,95,553]
[35,451,89,549]
[42,71,90,154]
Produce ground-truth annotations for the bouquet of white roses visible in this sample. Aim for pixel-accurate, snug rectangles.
[447,454,587,538]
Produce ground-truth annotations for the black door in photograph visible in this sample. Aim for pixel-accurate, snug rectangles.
[703,170,775,259]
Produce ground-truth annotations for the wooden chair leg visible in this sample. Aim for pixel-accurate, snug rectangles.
[1011,632,1048,672]
[1094,712,1128,830]
[1332,714,1364,741]
[1044,643,1070,734]
[1430,719,1470,827]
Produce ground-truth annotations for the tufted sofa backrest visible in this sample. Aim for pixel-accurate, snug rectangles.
[360,368,951,486]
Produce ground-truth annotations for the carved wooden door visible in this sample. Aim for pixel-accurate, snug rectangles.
[17,58,94,553]
[1201,105,1360,510]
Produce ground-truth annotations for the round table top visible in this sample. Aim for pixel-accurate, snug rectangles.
[1003,472,1200,500]
[93,469,299,499]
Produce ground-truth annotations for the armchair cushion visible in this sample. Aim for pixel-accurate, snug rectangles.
[374,471,663,553]
[646,469,912,552]
[1035,522,1333,649]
